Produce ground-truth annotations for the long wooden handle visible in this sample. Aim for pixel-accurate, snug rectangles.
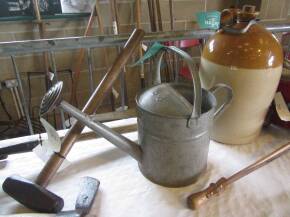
[187,141,290,209]
[35,29,145,187]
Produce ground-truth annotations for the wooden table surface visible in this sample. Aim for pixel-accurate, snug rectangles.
[0,118,290,217]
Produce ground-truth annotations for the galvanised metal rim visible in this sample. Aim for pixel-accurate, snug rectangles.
[135,83,217,120]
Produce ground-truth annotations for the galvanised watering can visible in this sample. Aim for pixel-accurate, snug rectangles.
[40,46,233,187]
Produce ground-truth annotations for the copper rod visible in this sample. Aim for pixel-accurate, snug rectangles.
[35,29,145,187]
[70,6,96,106]
[187,141,290,209]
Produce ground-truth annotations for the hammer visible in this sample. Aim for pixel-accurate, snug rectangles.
[2,176,99,215]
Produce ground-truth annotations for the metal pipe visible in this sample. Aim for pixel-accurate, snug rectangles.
[0,123,137,157]
[11,56,34,135]
[59,101,142,161]
[0,23,289,56]
[13,87,24,117]
[265,24,290,32]
[10,88,21,119]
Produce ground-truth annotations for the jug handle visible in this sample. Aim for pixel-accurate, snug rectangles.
[209,83,233,118]
[154,46,202,122]
[222,19,256,34]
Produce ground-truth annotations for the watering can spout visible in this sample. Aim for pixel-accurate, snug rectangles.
[59,101,143,162]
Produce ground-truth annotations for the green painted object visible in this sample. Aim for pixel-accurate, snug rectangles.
[196,11,221,30]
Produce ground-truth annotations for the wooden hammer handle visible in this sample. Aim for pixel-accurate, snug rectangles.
[35,29,145,187]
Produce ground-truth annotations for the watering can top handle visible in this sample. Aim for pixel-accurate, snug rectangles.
[153,46,202,119]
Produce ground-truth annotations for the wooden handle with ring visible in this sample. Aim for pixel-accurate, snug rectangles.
[187,141,290,209]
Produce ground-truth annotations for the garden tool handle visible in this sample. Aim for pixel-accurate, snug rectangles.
[154,46,202,120]
[188,141,290,209]
[187,177,227,210]
[209,83,233,118]
[35,29,145,187]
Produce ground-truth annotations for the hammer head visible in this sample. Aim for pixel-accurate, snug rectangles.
[75,176,100,216]
[2,175,64,213]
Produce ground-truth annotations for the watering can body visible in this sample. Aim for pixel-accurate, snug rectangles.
[136,83,220,187]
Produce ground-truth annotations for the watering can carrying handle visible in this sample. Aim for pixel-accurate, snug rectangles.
[154,46,202,120]
[209,83,233,118]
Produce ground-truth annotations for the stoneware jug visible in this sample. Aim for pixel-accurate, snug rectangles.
[200,5,283,144]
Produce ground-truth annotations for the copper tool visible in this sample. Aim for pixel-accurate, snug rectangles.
[35,29,145,187]
[187,141,290,209]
